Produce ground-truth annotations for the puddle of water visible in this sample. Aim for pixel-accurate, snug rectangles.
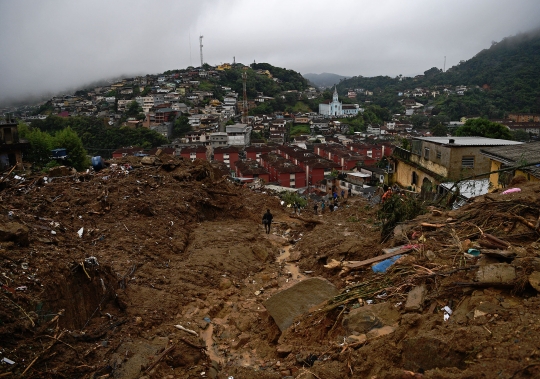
[277,245,306,282]
[200,322,223,364]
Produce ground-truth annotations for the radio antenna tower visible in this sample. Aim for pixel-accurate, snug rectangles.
[443,56,446,72]
[199,35,204,67]
[242,67,249,124]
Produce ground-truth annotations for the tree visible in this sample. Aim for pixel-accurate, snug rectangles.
[454,118,513,139]
[431,124,448,136]
[511,129,530,142]
[20,126,54,168]
[172,116,191,138]
[126,101,143,117]
[53,127,90,171]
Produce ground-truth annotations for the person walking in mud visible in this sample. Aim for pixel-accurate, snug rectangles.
[262,209,273,234]
[313,202,318,215]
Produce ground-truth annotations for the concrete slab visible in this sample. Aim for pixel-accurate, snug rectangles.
[475,263,516,283]
[263,277,338,331]
[405,285,427,312]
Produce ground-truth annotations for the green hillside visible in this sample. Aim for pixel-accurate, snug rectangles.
[337,28,540,118]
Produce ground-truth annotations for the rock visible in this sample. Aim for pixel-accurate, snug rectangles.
[276,344,293,358]
[405,285,426,312]
[252,245,269,261]
[425,250,436,260]
[366,325,395,339]
[342,302,401,334]
[345,334,367,344]
[219,277,232,290]
[263,277,338,331]
[49,165,75,177]
[287,250,302,262]
[0,222,29,247]
[529,271,540,292]
[475,263,516,283]
[207,367,218,379]
[402,336,466,371]
[231,332,250,349]
[141,156,157,165]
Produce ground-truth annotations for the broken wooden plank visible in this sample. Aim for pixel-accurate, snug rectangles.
[420,222,445,229]
[344,245,420,269]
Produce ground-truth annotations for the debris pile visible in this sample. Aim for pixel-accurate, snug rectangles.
[1,156,539,378]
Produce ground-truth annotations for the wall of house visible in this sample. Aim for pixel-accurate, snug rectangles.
[410,142,493,181]
[447,146,492,180]
[310,168,325,185]
[409,141,450,178]
[488,160,503,189]
[394,160,437,192]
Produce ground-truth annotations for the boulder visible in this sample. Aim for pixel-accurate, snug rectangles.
[263,277,338,331]
[342,302,401,334]
[528,271,540,292]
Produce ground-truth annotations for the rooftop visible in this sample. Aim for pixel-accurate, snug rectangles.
[415,137,522,147]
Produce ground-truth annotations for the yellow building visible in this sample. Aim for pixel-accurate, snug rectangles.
[480,142,540,188]
[216,63,232,71]
[392,137,522,192]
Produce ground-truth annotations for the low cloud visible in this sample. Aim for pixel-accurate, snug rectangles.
[1,0,539,105]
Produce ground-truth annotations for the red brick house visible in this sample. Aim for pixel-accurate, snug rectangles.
[276,145,340,185]
[260,152,306,188]
[180,146,207,161]
[213,146,240,170]
[234,159,270,182]
[112,147,144,158]
[245,146,275,162]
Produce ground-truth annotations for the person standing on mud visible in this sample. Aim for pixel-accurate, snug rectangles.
[313,203,318,215]
[262,209,273,234]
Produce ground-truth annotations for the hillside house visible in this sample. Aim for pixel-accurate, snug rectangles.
[392,137,521,192]
[0,119,29,170]
[234,159,270,182]
[481,142,540,188]
[179,146,207,161]
[213,146,241,170]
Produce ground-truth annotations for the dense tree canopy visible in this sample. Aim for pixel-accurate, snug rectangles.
[454,118,513,140]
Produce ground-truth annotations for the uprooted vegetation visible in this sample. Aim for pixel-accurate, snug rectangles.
[1,156,540,378]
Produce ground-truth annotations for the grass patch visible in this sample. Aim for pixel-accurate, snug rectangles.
[290,124,310,136]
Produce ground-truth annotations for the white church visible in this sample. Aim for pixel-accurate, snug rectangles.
[319,87,361,117]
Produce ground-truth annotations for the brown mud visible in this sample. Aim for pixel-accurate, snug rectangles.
[1,156,540,379]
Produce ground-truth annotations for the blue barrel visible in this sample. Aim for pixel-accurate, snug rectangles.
[91,156,104,171]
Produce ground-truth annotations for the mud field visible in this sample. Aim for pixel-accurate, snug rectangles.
[1,156,540,379]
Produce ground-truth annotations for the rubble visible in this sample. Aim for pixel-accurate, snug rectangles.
[0,156,539,378]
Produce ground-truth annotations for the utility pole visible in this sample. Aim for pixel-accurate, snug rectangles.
[242,67,249,124]
[443,56,446,73]
[199,35,204,67]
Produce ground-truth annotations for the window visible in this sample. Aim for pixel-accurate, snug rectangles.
[436,151,441,159]
[424,147,430,160]
[462,156,475,168]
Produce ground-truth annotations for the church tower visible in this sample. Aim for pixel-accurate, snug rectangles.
[332,86,339,103]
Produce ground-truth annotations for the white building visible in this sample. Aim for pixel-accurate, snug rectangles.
[226,124,252,147]
[319,87,360,117]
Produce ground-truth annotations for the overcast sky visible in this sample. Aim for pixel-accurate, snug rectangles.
[1,0,539,106]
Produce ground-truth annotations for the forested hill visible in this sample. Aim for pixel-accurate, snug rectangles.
[303,72,350,88]
[336,28,540,117]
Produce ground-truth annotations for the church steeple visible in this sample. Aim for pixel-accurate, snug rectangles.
[332,86,339,102]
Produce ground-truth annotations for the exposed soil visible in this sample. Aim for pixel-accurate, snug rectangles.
[1,157,540,379]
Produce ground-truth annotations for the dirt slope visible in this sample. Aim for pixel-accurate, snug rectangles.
[1,158,540,379]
